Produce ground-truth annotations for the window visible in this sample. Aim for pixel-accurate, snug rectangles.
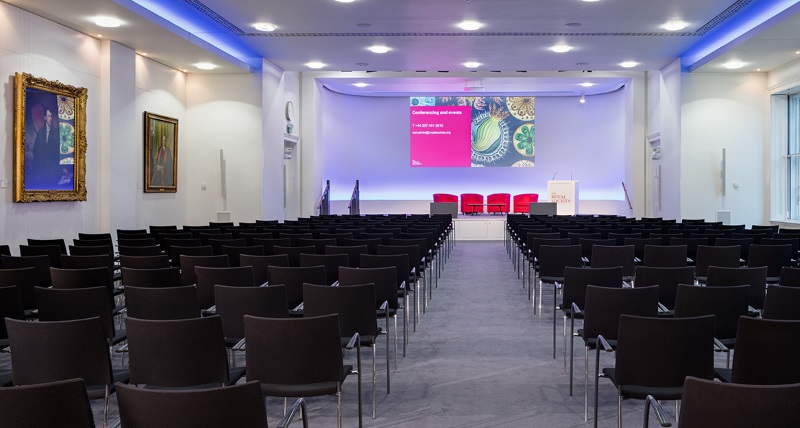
[789,94,800,219]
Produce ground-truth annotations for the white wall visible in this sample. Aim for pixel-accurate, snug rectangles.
[681,72,769,226]
[0,2,102,252]
[317,89,628,204]
[185,73,264,225]
[659,59,683,220]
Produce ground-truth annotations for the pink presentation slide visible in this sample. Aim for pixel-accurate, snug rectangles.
[409,106,472,167]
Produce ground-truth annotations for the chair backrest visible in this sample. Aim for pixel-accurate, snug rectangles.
[677,377,800,428]
[244,314,343,389]
[19,244,62,268]
[339,266,399,309]
[277,232,314,247]
[1,254,52,287]
[633,266,696,310]
[590,245,635,278]
[694,245,740,278]
[748,244,793,278]
[252,237,292,255]
[706,266,768,310]
[376,244,420,281]
[208,238,247,256]
[0,267,39,308]
[343,238,381,255]
[360,253,410,290]
[642,244,688,267]
[0,378,95,428]
[60,254,114,273]
[580,238,617,260]
[614,315,715,389]
[325,245,369,268]
[561,266,623,313]
[267,265,327,308]
[297,238,338,254]
[239,253,289,285]
[124,285,201,320]
[512,193,539,213]
[763,285,800,320]
[304,283,378,338]
[116,381,267,428]
[169,245,212,266]
[729,316,800,385]
[538,245,583,280]
[26,238,67,255]
[35,286,117,340]
[119,254,171,269]
[215,284,288,340]
[715,237,754,260]
[486,193,511,213]
[273,245,317,266]
[298,253,349,285]
[432,193,458,203]
[118,245,163,257]
[582,285,660,341]
[121,266,182,288]
[6,317,114,387]
[460,193,485,214]
[179,254,230,286]
[116,237,157,247]
[0,286,24,340]
[49,267,113,296]
[194,266,256,309]
[623,237,662,259]
[125,316,230,387]
[220,245,265,267]
[673,284,750,341]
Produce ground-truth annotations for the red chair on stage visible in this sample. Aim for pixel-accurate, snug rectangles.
[460,193,484,215]
[486,193,511,214]
[433,193,458,203]
[513,193,539,213]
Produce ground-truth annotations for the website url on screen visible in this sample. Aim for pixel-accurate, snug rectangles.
[411,131,451,135]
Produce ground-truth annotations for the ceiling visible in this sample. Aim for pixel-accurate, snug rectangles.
[6,0,800,94]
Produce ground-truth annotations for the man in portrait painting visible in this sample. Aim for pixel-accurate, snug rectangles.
[150,133,174,187]
[32,108,62,186]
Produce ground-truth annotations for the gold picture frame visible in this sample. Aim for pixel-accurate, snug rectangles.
[144,112,178,193]
[14,72,87,202]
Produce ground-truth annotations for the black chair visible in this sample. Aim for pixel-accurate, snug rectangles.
[169,245,213,266]
[273,245,317,266]
[674,284,749,367]
[0,378,95,428]
[557,266,623,374]
[537,245,583,318]
[623,238,661,261]
[360,253,411,357]
[325,245,369,268]
[119,254,171,269]
[714,316,800,385]
[642,244,687,267]
[239,253,290,285]
[124,316,245,388]
[26,238,67,255]
[118,245,162,257]
[763,284,800,320]
[219,245,265,267]
[0,267,40,312]
[297,238,337,254]
[0,285,24,349]
[124,285,201,320]
[179,254,230,286]
[575,285,659,421]
[590,245,635,281]
[19,244,62,268]
[6,317,129,426]
[298,253,349,285]
[116,237,157,248]
[645,377,800,428]
[1,254,53,288]
[252,237,292,255]
[593,315,715,428]
[716,237,754,261]
[706,265,768,312]
[304,283,383,419]
[747,244,793,282]
[35,286,127,347]
[215,283,289,352]
[694,245,740,283]
[633,266,695,312]
[116,381,269,428]
[121,266,182,288]
[267,265,327,311]
[243,314,362,428]
[194,266,256,309]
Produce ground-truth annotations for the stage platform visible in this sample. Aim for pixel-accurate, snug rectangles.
[453,215,506,240]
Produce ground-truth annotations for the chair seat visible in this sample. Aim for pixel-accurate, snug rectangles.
[602,368,684,400]
[715,367,732,383]
[85,369,130,399]
[259,365,353,397]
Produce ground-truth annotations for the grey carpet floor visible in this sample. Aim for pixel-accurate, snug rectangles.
[82,239,711,427]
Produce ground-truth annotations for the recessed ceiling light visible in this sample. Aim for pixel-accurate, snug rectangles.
[550,44,573,53]
[463,62,481,69]
[182,69,188,73]
[306,61,326,69]
[580,82,595,87]
[757,68,762,71]
[353,82,369,87]
[335,0,355,3]
[195,62,217,70]
[458,20,482,31]
[94,16,122,28]
[619,61,638,68]
[139,52,148,56]
[796,51,800,55]
[582,0,600,2]
[253,23,277,32]
[722,61,745,69]
[661,20,688,31]
[367,45,390,54]
[96,34,103,38]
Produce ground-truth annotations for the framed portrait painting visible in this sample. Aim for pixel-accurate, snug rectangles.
[14,73,87,202]
[144,112,178,193]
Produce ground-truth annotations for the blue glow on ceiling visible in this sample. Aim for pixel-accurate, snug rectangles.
[681,0,800,71]
[119,0,261,70]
